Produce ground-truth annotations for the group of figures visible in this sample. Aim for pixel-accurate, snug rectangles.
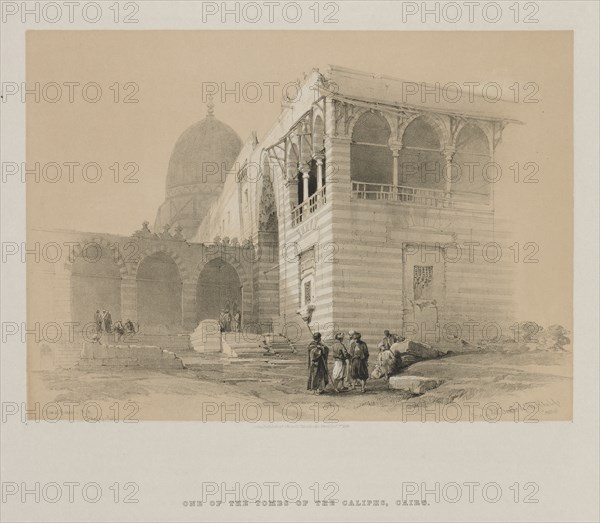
[307,330,403,394]
[218,304,241,333]
[93,309,138,343]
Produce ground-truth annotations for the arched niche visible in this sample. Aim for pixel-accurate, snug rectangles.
[399,116,445,190]
[313,114,325,153]
[350,111,393,186]
[196,258,242,327]
[453,123,492,195]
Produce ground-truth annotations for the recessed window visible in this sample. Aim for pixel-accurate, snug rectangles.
[414,265,433,300]
[304,281,312,305]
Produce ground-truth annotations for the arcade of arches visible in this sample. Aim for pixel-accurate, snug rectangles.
[350,112,492,197]
[61,237,256,337]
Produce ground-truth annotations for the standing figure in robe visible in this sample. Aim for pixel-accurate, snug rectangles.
[349,332,369,393]
[307,332,330,394]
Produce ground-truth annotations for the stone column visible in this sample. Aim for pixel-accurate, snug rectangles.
[443,147,455,204]
[389,140,403,198]
[314,153,325,194]
[392,150,400,187]
[182,279,197,332]
[300,164,310,203]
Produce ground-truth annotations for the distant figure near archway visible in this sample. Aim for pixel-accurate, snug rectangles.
[196,258,242,329]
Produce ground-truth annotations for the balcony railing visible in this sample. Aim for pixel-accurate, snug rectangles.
[351,181,449,208]
[291,186,327,226]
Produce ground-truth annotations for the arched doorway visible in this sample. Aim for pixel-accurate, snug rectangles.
[196,258,242,328]
[136,252,182,333]
[71,245,122,332]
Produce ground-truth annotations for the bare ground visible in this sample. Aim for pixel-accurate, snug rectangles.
[28,347,572,422]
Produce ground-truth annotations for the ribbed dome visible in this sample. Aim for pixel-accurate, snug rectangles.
[154,107,243,240]
[166,114,242,191]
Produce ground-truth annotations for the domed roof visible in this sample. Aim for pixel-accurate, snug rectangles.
[154,102,243,240]
[166,106,242,192]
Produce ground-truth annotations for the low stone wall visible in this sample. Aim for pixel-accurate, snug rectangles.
[79,343,185,370]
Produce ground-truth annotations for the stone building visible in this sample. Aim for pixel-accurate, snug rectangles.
[28,65,519,364]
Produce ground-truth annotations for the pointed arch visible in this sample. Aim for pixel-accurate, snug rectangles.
[397,114,447,191]
[195,258,242,328]
[312,113,325,153]
[399,112,450,149]
[135,247,184,333]
[351,110,392,144]
[453,123,493,196]
[350,110,393,186]
[134,243,188,281]
[192,250,252,329]
[454,121,492,155]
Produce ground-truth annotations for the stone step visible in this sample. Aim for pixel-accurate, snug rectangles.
[130,333,191,350]
[229,346,300,358]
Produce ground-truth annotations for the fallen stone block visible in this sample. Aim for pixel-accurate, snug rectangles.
[407,341,445,359]
[389,375,442,395]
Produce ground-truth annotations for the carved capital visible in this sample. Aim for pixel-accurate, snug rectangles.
[442,147,456,163]
[313,152,325,164]
[388,140,403,155]
[299,162,311,175]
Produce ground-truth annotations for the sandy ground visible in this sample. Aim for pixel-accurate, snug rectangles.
[27,347,572,422]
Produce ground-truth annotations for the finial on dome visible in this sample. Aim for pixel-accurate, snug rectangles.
[206,94,215,117]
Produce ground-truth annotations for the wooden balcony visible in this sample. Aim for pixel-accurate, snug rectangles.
[351,181,491,211]
[291,186,327,226]
[351,181,448,207]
